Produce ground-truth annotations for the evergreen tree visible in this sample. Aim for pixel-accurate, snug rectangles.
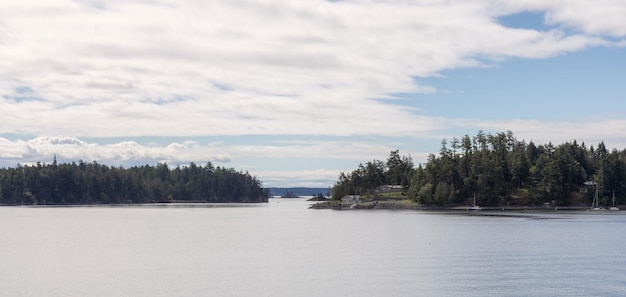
[0,161,268,205]
[332,131,626,207]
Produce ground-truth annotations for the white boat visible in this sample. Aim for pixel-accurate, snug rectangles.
[468,194,481,211]
[591,187,605,211]
[609,192,619,211]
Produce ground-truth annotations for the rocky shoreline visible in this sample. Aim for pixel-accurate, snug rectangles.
[309,200,616,212]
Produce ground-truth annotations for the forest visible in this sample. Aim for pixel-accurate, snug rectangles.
[332,131,626,207]
[0,159,268,205]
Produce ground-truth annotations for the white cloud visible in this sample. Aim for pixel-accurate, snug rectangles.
[0,0,624,138]
[0,136,395,167]
[542,1,626,36]
[0,136,189,166]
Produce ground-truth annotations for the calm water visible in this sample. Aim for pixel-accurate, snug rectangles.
[1,198,626,297]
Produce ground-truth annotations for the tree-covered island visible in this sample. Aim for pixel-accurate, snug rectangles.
[0,160,268,205]
[316,131,626,209]
[280,190,300,198]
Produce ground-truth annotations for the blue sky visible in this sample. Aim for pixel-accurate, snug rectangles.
[410,47,626,121]
[1,1,626,187]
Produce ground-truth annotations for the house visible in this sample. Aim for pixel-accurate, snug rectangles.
[376,185,404,194]
[581,181,596,193]
[341,195,361,207]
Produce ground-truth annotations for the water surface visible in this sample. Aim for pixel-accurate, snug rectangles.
[1,199,625,297]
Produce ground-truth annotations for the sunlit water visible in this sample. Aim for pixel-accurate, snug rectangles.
[1,198,626,297]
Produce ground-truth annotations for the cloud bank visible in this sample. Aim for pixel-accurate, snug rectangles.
[0,135,412,186]
[1,0,624,137]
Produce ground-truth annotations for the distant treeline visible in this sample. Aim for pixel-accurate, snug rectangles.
[332,131,626,207]
[0,160,268,205]
[268,187,331,197]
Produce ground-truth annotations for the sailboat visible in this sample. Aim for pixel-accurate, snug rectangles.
[591,187,605,211]
[468,194,481,211]
[609,192,619,211]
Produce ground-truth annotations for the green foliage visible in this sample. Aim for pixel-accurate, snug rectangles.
[311,192,327,201]
[333,131,626,207]
[330,150,414,199]
[0,161,268,205]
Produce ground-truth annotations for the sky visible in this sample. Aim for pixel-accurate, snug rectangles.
[1,0,626,188]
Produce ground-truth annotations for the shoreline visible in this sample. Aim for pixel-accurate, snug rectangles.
[0,200,269,207]
[309,200,620,212]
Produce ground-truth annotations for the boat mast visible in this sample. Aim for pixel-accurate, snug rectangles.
[612,191,616,207]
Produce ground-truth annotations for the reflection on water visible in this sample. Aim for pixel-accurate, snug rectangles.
[126,202,268,208]
[27,202,268,209]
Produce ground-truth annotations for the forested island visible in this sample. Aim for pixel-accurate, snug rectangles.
[328,131,625,208]
[0,159,268,205]
[280,190,300,198]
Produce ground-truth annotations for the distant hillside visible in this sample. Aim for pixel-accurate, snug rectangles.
[268,187,331,198]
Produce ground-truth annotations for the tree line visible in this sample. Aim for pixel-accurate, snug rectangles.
[332,131,626,207]
[0,159,268,205]
[331,150,414,199]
